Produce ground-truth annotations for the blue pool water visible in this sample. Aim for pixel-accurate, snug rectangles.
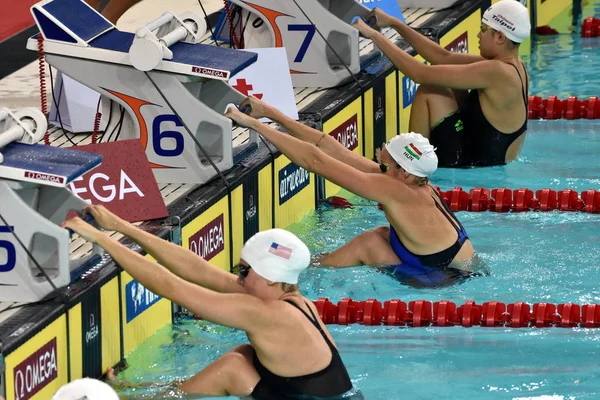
[116,35,600,399]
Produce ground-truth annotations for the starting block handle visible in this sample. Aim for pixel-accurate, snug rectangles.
[0,125,29,150]
[0,108,47,164]
[142,12,175,34]
[239,103,252,115]
[160,22,194,48]
[130,11,207,71]
[364,16,378,29]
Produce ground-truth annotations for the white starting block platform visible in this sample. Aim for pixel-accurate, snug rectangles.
[27,0,261,186]
[0,107,104,307]
[0,0,440,323]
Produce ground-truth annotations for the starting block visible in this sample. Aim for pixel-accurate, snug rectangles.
[27,0,260,184]
[0,107,104,303]
[229,0,375,88]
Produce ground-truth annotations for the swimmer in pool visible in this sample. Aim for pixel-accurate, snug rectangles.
[63,206,361,400]
[354,0,530,167]
[226,97,489,288]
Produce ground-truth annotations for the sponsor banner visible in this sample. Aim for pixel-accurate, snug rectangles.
[278,162,310,206]
[398,55,426,134]
[444,32,469,53]
[439,11,481,56]
[401,74,419,109]
[69,140,168,223]
[182,197,230,271]
[274,155,315,229]
[23,171,65,185]
[372,79,387,158]
[188,214,225,262]
[12,339,57,400]
[5,316,68,400]
[243,174,259,243]
[322,97,363,198]
[191,66,228,79]
[82,292,102,378]
[328,115,359,151]
[125,279,162,324]
[121,261,171,357]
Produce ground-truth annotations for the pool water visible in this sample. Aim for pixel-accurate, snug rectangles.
[116,35,600,399]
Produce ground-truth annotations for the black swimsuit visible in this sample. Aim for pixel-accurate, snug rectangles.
[463,62,529,166]
[429,61,529,167]
[250,300,357,400]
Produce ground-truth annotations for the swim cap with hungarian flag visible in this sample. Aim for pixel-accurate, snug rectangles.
[482,0,530,43]
[386,132,438,177]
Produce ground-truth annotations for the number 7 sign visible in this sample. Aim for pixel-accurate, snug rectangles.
[287,24,316,63]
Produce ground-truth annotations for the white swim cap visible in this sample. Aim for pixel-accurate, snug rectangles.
[482,0,531,43]
[52,378,119,400]
[386,132,438,177]
[240,229,310,284]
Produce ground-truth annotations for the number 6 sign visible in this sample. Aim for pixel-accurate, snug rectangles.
[0,225,16,273]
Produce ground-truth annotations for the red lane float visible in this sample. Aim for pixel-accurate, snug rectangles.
[326,188,600,213]
[581,17,600,38]
[436,187,596,213]
[313,298,600,328]
[528,95,600,119]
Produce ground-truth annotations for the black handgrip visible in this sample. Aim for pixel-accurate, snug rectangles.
[68,213,95,238]
[364,16,378,28]
[238,103,252,115]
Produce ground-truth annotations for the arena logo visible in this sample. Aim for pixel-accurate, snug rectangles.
[279,163,310,205]
[329,115,358,150]
[188,214,224,261]
[13,338,58,400]
[126,279,162,323]
[445,32,468,54]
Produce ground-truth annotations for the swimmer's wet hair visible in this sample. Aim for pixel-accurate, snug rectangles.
[267,281,299,293]
[416,176,429,186]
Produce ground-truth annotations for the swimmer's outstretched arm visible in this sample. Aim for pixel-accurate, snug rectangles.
[353,19,501,90]
[226,104,404,207]
[245,97,379,174]
[63,215,276,332]
[79,205,243,294]
[365,8,483,65]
